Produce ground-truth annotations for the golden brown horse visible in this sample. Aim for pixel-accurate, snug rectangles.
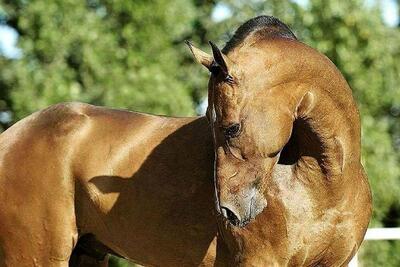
[0,15,372,267]
[0,103,227,266]
[188,15,372,266]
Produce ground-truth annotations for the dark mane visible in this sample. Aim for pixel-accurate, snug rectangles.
[222,15,297,54]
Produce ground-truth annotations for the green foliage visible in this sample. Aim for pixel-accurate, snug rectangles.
[109,255,138,267]
[0,0,203,119]
[360,240,400,266]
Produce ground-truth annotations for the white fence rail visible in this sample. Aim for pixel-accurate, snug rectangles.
[349,228,400,267]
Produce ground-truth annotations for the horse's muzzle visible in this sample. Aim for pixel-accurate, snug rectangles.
[219,188,267,227]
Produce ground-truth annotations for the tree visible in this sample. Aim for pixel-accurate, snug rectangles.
[0,0,205,122]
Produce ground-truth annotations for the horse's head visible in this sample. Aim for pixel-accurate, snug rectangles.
[187,16,316,227]
[188,15,371,265]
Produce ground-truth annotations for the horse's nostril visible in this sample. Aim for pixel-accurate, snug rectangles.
[221,206,241,226]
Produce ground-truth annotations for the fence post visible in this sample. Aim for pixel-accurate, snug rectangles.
[349,253,358,267]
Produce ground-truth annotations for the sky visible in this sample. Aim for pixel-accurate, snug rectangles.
[0,0,399,59]
[381,0,399,25]
[0,26,21,58]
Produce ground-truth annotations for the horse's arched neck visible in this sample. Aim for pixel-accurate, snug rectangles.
[279,86,360,181]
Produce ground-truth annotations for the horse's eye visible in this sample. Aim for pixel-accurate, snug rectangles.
[224,74,234,84]
[224,123,241,139]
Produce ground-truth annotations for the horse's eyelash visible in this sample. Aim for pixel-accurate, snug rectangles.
[225,75,235,84]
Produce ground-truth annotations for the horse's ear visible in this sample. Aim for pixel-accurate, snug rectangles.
[209,41,229,75]
[185,40,213,70]
[295,91,315,118]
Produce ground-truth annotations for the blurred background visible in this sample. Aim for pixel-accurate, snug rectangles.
[0,0,399,266]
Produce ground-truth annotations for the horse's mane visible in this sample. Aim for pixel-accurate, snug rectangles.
[222,15,297,54]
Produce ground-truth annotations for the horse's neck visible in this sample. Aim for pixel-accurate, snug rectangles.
[283,87,361,180]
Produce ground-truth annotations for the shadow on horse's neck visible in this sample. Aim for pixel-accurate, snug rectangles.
[279,87,360,181]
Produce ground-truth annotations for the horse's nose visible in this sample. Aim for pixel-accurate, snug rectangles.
[219,188,267,227]
[221,206,241,226]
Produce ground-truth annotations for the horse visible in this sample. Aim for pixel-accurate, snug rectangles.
[0,15,372,267]
[0,103,231,266]
[187,16,372,266]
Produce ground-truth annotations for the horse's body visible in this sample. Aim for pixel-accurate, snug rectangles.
[0,102,221,266]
